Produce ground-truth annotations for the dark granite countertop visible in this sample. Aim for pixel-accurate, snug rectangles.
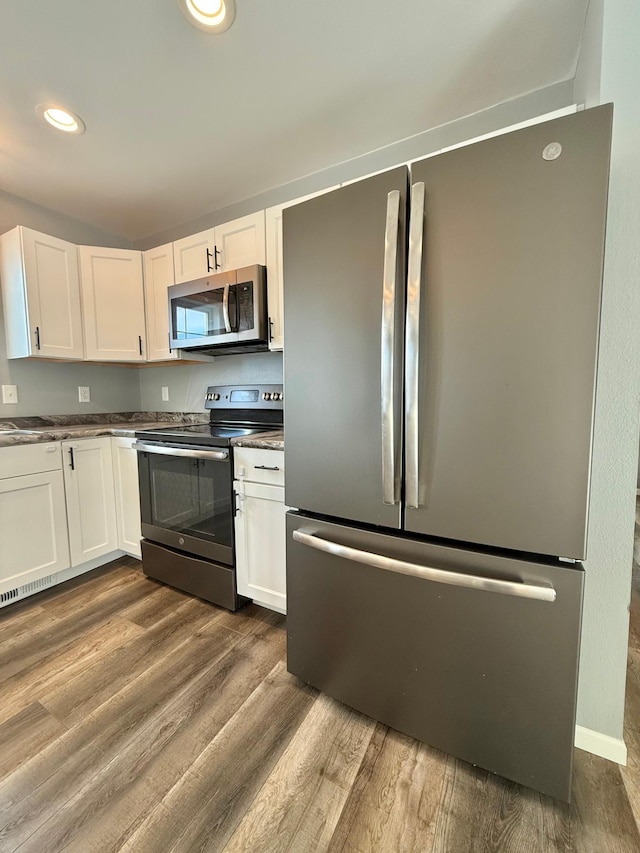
[231,430,284,450]
[0,413,206,448]
[0,415,285,450]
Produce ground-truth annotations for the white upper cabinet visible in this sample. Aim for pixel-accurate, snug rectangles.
[172,211,266,284]
[265,187,339,351]
[79,246,146,362]
[215,211,265,271]
[0,226,84,360]
[172,227,216,284]
[143,242,177,362]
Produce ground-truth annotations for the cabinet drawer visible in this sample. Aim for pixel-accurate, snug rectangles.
[234,448,284,486]
[0,443,61,478]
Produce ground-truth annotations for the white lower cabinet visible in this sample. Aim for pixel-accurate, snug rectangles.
[111,437,142,558]
[62,437,118,566]
[0,443,70,594]
[234,447,287,613]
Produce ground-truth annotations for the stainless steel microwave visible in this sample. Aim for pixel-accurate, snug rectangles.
[168,264,268,355]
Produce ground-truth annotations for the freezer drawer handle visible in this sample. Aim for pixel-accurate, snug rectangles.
[405,181,425,509]
[132,441,229,462]
[381,189,401,506]
[292,529,556,602]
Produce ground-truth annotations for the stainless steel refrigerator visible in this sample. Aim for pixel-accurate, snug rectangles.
[283,105,612,801]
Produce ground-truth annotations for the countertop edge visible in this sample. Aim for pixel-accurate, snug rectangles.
[0,425,285,450]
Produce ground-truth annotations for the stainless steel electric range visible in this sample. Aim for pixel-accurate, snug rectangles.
[133,384,284,610]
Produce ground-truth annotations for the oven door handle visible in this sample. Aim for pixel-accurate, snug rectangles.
[132,442,229,462]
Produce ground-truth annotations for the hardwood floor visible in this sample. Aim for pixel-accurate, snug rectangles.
[0,541,638,853]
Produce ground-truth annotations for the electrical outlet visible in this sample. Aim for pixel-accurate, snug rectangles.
[78,386,91,403]
[1,385,18,404]
[161,386,169,402]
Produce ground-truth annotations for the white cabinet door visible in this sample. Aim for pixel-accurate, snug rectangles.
[111,437,142,558]
[0,226,84,360]
[143,242,177,362]
[233,447,286,613]
[172,227,216,284]
[265,188,338,351]
[172,212,265,284]
[0,469,70,592]
[215,211,265,271]
[79,246,146,361]
[234,480,287,613]
[63,438,118,566]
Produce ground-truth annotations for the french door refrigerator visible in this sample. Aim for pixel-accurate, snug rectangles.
[283,104,612,801]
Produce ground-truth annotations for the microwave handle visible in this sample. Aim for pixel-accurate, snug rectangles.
[222,284,232,333]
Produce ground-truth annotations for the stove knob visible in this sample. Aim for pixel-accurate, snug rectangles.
[213,393,220,401]
[273,392,281,401]
[263,392,271,400]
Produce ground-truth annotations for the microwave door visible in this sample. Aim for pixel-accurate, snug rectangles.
[169,276,239,349]
[236,265,267,343]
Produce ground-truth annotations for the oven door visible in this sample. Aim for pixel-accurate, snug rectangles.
[168,271,239,350]
[135,442,233,564]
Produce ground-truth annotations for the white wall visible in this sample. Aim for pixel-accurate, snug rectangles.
[573,0,640,744]
[134,83,574,250]
[139,352,283,414]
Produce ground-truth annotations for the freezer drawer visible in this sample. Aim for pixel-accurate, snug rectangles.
[286,513,584,801]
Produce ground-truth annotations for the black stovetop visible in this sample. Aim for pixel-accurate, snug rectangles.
[135,383,284,448]
[134,422,276,448]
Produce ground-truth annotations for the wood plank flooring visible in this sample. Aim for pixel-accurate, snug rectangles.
[0,538,638,852]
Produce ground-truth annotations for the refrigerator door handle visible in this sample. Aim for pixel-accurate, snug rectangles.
[381,189,401,505]
[292,529,557,602]
[405,181,426,509]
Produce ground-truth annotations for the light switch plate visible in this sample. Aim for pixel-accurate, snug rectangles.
[1,385,18,404]
[78,386,91,403]
[161,386,169,402]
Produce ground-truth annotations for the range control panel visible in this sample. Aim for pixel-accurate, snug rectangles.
[204,384,284,410]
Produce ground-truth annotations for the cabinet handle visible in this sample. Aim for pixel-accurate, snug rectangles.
[214,245,221,270]
[206,247,214,272]
[139,335,143,356]
[168,332,172,354]
[268,317,274,343]
[254,465,280,471]
[35,326,41,350]
[68,446,75,470]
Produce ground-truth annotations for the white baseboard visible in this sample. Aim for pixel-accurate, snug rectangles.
[0,550,129,609]
[575,724,627,765]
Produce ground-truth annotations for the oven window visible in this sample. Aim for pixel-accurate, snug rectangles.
[144,455,232,547]
[172,288,237,340]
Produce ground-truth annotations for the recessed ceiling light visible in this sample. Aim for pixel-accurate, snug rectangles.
[178,0,235,33]
[36,104,85,135]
